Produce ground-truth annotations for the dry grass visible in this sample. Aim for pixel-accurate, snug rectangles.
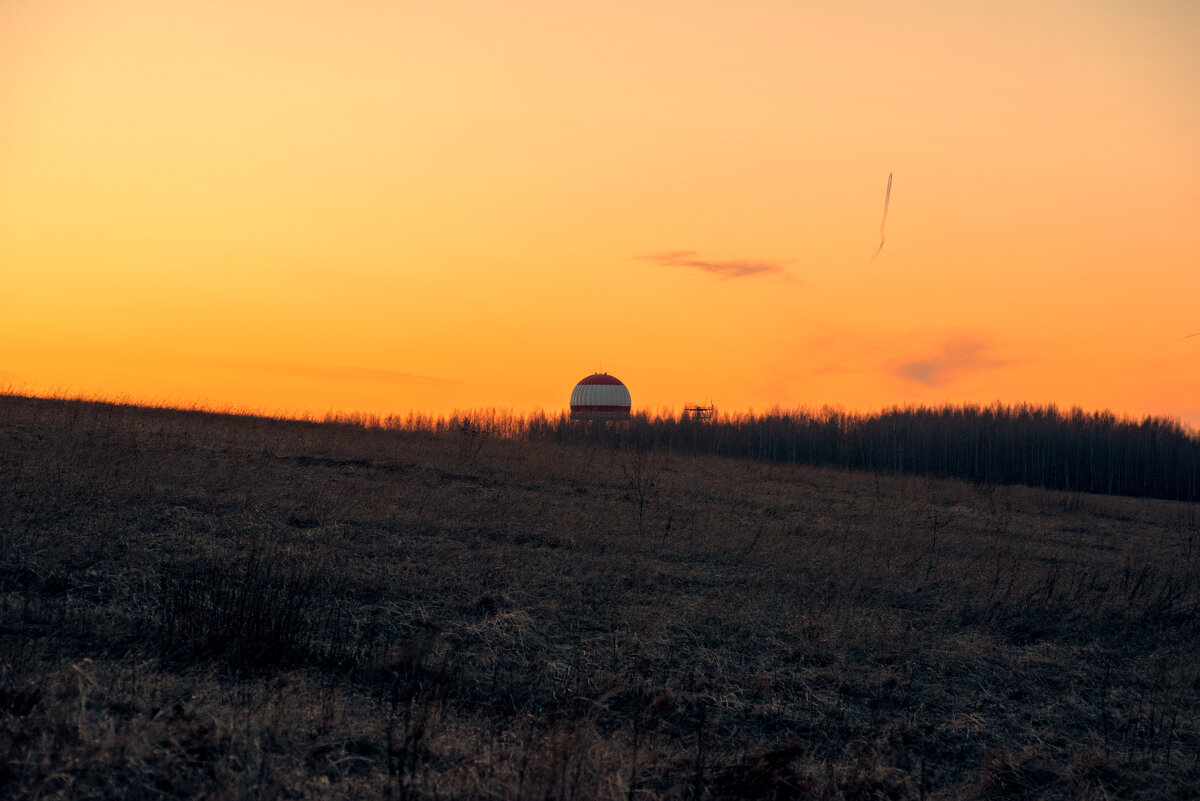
[1,394,1198,799]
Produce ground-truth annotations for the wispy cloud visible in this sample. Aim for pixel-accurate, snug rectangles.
[248,362,459,386]
[638,250,789,279]
[184,355,459,386]
[894,335,1009,387]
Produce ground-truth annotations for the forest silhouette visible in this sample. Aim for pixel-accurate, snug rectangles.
[358,403,1200,503]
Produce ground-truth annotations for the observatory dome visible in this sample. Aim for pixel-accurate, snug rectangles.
[570,373,632,420]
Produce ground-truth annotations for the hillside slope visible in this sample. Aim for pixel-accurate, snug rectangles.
[1,395,1197,799]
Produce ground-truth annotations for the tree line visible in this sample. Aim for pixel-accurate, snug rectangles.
[21,392,1190,502]
[406,403,1199,503]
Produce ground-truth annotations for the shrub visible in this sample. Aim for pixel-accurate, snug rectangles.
[156,533,324,668]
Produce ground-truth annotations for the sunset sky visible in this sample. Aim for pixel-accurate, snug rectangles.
[3,1,1199,424]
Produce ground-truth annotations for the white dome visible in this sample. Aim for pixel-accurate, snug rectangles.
[570,373,631,419]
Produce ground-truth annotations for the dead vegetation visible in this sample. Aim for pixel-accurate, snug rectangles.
[1,394,1198,799]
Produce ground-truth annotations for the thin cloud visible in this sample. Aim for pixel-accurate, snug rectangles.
[871,172,892,262]
[638,250,788,279]
[894,335,1009,387]
[250,362,459,386]
[185,356,458,387]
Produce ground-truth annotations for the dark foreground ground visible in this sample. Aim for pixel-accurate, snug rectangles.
[1,395,1198,799]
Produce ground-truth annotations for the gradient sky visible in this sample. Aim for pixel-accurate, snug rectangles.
[3,1,1199,423]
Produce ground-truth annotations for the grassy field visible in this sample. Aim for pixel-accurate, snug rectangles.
[1,394,1198,799]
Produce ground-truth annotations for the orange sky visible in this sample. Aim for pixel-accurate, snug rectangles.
[3,1,1199,424]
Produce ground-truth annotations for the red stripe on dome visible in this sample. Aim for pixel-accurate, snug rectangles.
[577,373,625,386]
[570,404,631,412]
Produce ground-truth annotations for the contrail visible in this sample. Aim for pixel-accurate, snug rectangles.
[1183,332,1200,340]
[871,172,892,262]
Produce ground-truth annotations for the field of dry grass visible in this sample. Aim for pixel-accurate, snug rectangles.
[2,394,1198,799]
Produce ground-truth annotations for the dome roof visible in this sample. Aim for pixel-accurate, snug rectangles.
[570,373,631,419]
